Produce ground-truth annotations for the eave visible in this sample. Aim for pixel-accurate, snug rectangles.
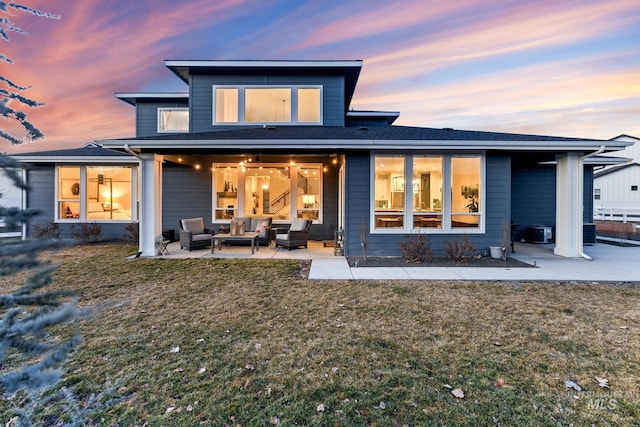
[100,138,628,153]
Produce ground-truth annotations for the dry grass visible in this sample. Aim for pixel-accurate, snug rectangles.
[2,244,639,425]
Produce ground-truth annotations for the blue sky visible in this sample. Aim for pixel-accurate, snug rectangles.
[3,0,639,153]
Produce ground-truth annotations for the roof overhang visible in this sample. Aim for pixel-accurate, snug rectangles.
[100,138,628,153]
[164,59,363,109]
[115,92,189,106]
[10,155,139,164]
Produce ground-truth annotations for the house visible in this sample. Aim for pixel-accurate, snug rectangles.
[10,144,140,240]
[10,59,632,257]
[593,134,640,223]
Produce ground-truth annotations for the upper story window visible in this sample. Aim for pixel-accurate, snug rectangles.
[158,108,189,132]
[213,86,322,125]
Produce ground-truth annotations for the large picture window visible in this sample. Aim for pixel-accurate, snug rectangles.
[213,86,322,125]
[57,166,137,221]
[212,163,323,223]
[372,154,483,233]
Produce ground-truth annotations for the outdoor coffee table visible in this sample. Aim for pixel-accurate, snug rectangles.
[211,232,260,254]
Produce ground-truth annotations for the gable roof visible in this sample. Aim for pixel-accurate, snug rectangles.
[99,125,630,153]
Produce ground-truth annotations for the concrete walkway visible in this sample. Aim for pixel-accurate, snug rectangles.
[309,242,640,281]
[153,240,639,282]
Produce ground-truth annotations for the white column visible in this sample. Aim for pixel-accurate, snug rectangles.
[554,152,583,257]
[139,154,163,256]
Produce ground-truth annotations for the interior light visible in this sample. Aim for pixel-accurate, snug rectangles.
[323,166,328,172]
[290,159,296,166]
[178,157,183,162]
[195,164,201,170]
[332,158,338,165]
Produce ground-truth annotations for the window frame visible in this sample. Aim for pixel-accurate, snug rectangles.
[370,153,485,234]
[211,162,324,224]
[212,85,323,126]
[157,107,189,133]
[55,165,139,222]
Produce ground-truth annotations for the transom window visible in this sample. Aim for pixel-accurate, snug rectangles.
[213,86,322,125]
[158,108,189,132]
[372,154,484,233]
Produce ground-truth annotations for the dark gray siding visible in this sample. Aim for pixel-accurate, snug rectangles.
[344,153,511,257]
[511,157,593,241]
[162,164,213,239]
[136,101,189,138]
[189,74,345,133]
[161,156,339,241]
[26,166,132,241]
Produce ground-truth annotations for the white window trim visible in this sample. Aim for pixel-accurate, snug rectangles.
[212,85,323,126]
[55,165,138,223]
[157,108,189,133]
[211,162,323,224]
[370,153,485,234]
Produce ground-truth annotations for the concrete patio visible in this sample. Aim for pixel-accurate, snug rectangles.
[149,239,640,282]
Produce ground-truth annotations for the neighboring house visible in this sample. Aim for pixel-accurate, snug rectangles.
[593,135,640,221]
[11,60,632,257]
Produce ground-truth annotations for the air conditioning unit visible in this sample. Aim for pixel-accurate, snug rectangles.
[527,225,553,243]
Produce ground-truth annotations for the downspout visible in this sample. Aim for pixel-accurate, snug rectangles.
[578,145,605,261]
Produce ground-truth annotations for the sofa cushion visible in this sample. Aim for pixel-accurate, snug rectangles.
[290,219,308,231]
[182,217,205,234]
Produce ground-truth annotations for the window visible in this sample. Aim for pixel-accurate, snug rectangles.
[213,86,322,125]
[594,188,601,200]
[215,88,238,123]
[57,166,137,221]
[245,88,291,122]
[212,163,322,223]
[373,156,405,229]
[213,166,238,220]
[158,108,188,132]
[632,185,638,192]
[372,154,484,232]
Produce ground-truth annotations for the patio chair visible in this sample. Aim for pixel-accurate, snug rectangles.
[178,217,213,251]
[275,219,312,250]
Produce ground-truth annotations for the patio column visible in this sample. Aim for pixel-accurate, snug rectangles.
[554,152,583,257]
[139,154,163,256]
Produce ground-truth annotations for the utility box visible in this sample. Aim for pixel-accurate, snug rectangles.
[527,225,553,243]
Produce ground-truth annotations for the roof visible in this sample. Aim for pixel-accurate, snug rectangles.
[99,125,630,153]
[115,92,189,106]
[11,146,137,163]
[164,59,363,110]
[594,162,640,178]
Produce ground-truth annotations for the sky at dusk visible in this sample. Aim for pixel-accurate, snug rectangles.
[3,0,640,154]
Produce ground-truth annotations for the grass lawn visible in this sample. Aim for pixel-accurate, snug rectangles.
[2,243,639,425]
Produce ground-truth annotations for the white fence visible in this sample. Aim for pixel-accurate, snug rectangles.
[593,206,640,223]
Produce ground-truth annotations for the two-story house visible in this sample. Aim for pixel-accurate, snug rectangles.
[12,59,631,257]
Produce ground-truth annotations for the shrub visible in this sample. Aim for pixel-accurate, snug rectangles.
[444,236,476,264]
[123,222,139,245]
[32,221,60,239]
[400,234,434,263]
[71,222,102,244]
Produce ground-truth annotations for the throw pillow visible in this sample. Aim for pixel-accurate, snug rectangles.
[254,220,270,236]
